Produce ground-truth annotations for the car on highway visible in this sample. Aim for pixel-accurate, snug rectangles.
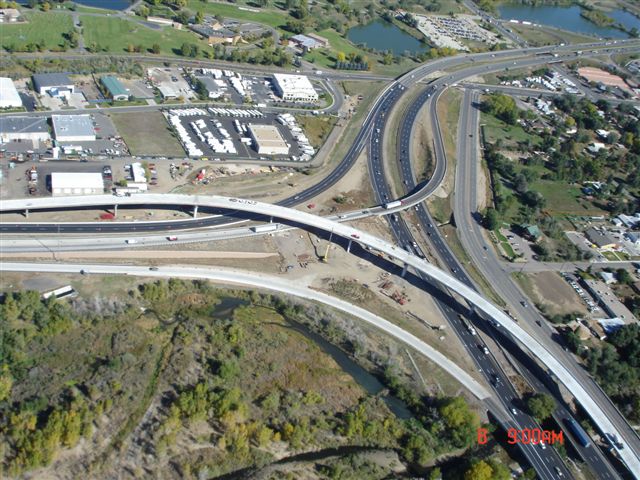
[125,239,138,244]
[555,467,563,477]
[149,267,158,271]
[167,236,178,241]
[521,300,529,308]
[511,408,518,415]
[482,346,490,355]
[351,234,360,239]
[539,441,546,450]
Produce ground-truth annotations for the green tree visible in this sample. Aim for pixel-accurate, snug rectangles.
[464,460,493,480]
[151,43,161,54]
[382,51,394,65]
[526,393,556,421]
[483,207,500,230]
[195,10,204,24]
[0,364,12,401]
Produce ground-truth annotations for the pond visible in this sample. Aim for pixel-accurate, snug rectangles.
[347,19,429,56]
[498,4,639,39]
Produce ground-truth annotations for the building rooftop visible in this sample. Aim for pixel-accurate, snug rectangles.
[100,75,128,98]
[190,24,238,38]
[248,124,288,148]
[0,116,49,135]
[0,77,23,107]
[51,172,104,190]
[273,73,317,96]
[195,76,220,92]
[584,279,637,324]
[52,114,95,138]
[32,73,73,89]
[585,227,618,248]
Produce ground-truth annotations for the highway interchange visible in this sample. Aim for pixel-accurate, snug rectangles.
[2,38,640,480]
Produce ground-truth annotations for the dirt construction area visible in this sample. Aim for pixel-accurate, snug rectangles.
[519,271,589,316]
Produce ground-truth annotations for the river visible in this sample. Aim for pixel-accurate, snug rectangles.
[211,297,413,419]
[498,4,639,39]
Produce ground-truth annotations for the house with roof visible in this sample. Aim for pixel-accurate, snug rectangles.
[520,224,542,242]
[585,227,618,251]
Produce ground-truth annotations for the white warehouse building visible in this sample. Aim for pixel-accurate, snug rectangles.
[51,172,104,196]
[248,124,289,155]
[0,77,23,109]
[272,74,318,103]
[52,114,96,142]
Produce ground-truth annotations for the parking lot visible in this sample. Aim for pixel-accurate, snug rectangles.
[166,107,312,162]
[561,272,602,315]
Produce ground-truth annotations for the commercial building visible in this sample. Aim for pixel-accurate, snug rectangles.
[288,33,329,51]
[0,77,23,109]
[272,74,318,103]
[32,73,74,97]
[583,279,637,324]
[190,24,241,45]
[52,115,96,142]
[0,116,50,143]
[248,124,289,155]
[51,172,104,196]
[100,76,129,101]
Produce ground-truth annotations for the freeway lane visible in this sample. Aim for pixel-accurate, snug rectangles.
[454,89,620,479]
[370,86,572,479]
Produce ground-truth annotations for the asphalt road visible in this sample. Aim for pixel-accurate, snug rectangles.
[3,38,640,478]
[369,83,573,480]
[453,89,620,479]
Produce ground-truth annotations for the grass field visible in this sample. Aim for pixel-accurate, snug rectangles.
[481,113,541,148]
[530,180,606,215]
[110,111,185,157]
[186,0,287,29]
[1,12,73,51]
[80,15,211,54]
[509,24,595,47]
[295,115,337,148]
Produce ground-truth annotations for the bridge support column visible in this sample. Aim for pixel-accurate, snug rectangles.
[269,216,273,223]
[347,239,352,253]
[401,263,408,278]
[193,205,198,218]
[114,204,118,217]
[24,208,29,218]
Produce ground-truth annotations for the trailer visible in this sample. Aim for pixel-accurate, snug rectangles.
[251,224,278,233]
[564,418,591,448]
[384,200,402,209]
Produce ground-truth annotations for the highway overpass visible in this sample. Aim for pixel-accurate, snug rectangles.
[1,192,639,477]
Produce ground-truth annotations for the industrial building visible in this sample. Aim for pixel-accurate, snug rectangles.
[32,73,74,97]
[51,172,104,196]
[272,74,318,103]
[248,124,289,155]
[52,115,96,142]
[100,76,129,101]
[0,116,50,143]
[0,77,23,109]
[195,76,223,99]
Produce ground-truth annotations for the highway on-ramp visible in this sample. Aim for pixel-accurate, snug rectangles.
[2,192,640,478]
